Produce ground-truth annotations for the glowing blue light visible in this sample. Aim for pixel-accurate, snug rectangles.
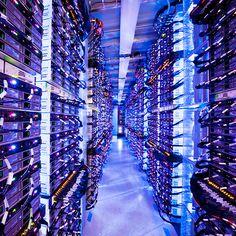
[10,145,16,150]
[10,80,17,85]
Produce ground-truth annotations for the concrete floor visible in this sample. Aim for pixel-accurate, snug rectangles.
[82,138,178,236]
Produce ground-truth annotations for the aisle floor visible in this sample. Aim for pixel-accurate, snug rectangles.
[82,138,178,236]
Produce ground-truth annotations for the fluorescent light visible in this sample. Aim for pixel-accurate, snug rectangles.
[118,91,123,102]
[118,0,141,99]
[118,78,126,90]
[119,58,130,78]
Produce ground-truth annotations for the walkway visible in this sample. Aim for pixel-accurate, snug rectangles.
[82,138,177,236]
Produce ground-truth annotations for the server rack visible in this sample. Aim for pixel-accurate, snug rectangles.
[125,65,146,170]
[38,0,90,234]
[0,0,44,234]
[86,18,113,211]
[118,105,125,137]
[190,0,236,235]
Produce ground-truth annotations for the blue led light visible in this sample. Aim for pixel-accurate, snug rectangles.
[10,145,16,150]
[10,80,17,85]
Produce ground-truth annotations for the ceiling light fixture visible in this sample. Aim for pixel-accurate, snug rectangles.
[118,0,141,102]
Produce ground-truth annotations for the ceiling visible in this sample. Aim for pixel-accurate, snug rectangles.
[89,0,167,102]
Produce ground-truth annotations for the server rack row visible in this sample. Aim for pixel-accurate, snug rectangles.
[124,0,215,235]
[86,19,113,211]
[0,0,90,235]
